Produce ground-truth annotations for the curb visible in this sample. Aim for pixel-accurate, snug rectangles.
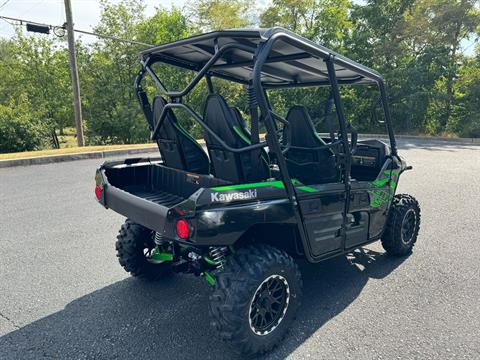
[0,146,158,169]
[0,134,478,169]
[360,134,480,144]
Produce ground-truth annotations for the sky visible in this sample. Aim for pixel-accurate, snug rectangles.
[0,0,186,40]
[0,0,476,54]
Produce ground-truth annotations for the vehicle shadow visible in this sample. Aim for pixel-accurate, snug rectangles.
[0,248,406,360]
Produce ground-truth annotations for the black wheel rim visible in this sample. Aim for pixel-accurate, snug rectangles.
[401,209,416,244]
[249,275,290,336]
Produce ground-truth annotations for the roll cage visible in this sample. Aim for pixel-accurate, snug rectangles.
[134,27,399,262]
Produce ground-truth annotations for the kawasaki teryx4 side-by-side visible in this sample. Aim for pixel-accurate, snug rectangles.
[94,28,421,355]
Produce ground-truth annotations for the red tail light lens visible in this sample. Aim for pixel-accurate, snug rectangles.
[176,219,190,239]
[95,185,103,200]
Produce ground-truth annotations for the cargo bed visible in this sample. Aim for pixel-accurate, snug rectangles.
[97,158,228,233]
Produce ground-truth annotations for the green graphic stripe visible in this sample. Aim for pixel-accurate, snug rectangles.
[212,181,284,191]
[203,271,217,286]
[233,126,251,144]
[368,168,401,208]
[296,185,319,193]
[211,180,319,193]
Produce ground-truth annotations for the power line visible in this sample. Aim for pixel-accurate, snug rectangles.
[72,28,153,47]
[0,0,11,11]
[0,15,154,47]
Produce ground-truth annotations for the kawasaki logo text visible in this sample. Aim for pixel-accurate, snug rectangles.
[211,189,257,202]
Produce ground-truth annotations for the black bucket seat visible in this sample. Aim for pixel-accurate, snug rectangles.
[152,96,210,174]
[283,105,339,184]
[203,94,270,183]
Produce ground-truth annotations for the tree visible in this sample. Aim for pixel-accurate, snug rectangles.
[0,33,73,144]
[189,0,254,31]
[261,0,353,49]
[0,96,47,153]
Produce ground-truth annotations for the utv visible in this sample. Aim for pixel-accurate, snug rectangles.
[95,28,420,355]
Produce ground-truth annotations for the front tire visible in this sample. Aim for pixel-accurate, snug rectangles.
[115,219,172,280]
[382,194,421,256]
[209,244,302,356]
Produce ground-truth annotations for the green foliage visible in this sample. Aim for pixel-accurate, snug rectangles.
[0,0,479,154]
[190,0,254,31]
[261,0,353,48]
[0,97,47,153]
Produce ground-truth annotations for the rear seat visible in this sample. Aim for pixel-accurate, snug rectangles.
[152,96,210,174]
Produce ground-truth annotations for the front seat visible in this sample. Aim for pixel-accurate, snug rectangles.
[203,94,270,183]
[152,96,209,174]
[283,105,339,184]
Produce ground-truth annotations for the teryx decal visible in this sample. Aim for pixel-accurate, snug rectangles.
[368,169,401,208]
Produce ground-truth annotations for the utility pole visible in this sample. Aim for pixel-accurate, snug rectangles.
[64,0,85,146]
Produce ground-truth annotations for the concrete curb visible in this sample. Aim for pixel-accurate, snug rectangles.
[0,146,158,169]
[360,134,480,144]
[0,134,478,169]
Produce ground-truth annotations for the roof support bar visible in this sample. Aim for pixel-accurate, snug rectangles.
[252,34,316,263]
[325,55,351,258]
[262,77,365,88]
[143,42,257,98]
[378,81,398,155]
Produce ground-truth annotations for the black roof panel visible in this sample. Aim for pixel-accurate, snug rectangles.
[140,27,382,87]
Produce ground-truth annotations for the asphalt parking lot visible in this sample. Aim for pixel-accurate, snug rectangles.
[1,139,479,359]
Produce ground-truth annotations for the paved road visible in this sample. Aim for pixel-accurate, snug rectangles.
[0,140,479,359]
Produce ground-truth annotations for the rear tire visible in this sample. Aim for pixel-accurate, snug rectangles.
[209,244,302,356]
[382,194,421,256]
[115,219,172,280]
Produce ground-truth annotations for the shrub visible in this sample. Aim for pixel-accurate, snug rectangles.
[0,100,48,153]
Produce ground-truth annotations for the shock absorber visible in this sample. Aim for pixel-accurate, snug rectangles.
[154,232,163,244]
[208,246,229,270]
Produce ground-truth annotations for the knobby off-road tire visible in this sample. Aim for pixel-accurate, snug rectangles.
[115,219,172,280]
[209,244,302,356]
[382,194,421,256]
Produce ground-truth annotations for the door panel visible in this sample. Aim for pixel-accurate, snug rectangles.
[345,211,369,248]
[304,213,343,255]
[298,186,345,257]
[347,182,372,246]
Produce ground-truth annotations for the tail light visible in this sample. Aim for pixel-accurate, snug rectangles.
[95,185,103,200]
[176,219,190,239]
[95,170,104,201]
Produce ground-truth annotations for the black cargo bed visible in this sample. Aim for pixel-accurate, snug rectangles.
[99,158,229,232]
[122,186,185,207]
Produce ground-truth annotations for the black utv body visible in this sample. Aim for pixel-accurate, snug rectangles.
[95,28,421,355]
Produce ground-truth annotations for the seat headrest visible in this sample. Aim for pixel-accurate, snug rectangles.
[286,106,315,130]
[204,94,233,123]
[152,96,177,126]
[285,105,325,147]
